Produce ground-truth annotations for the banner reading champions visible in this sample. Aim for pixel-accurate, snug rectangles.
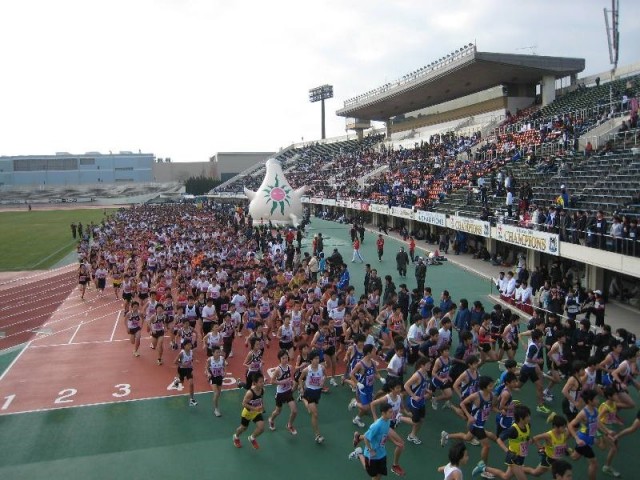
[495,224,560,255]
[447,215,491,238]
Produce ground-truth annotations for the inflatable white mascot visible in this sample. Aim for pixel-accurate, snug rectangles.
[244,158,306,226]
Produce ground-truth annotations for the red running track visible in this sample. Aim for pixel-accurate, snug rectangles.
[0,270,356,415]
[0,266,78,350]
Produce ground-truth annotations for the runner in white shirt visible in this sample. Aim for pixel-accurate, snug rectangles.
[231,289,248,315]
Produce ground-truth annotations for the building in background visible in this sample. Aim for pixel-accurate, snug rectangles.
[0,151,154,186]
[152,158,216,183]
[210,152,274,182]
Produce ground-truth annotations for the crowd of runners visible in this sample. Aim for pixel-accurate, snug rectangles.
[73,203,639,480]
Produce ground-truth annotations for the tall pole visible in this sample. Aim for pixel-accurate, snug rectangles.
[309,84,333,142]
[321,98,326,140]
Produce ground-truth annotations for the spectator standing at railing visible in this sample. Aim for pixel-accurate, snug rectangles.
[610,216,623,253]
[558,209,572,242]
[576,210,588,245]
[594,211,608,250]
[532,205,545,232]
[545,206,558,233]
[626,218,638,257]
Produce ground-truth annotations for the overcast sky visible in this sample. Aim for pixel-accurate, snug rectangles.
[0,0,638,162]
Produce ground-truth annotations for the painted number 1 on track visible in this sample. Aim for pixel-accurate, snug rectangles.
[1,394,16,410]
[1,385,132,410]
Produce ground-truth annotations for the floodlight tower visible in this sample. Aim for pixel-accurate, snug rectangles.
[603,0,620,106]
[309,84,333,140]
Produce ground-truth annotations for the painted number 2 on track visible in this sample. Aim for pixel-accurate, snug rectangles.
[1,384,132,410]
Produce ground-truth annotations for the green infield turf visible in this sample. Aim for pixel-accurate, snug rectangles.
[0,208,116,271]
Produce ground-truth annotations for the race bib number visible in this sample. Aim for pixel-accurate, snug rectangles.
[553,445,566,458]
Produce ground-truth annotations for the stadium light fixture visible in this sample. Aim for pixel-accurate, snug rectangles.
[309,84,333,140]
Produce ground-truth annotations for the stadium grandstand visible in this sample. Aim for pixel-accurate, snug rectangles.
[210,45,640,310]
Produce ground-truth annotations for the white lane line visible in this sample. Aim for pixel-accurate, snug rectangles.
[29,240,77,269]
[0,263,75,288]
[28,310,117,343]
[0,341,31,382]
[30,338,130,349]
[3,298,119,338]
[0,383,250,416]
[68,322,83,344]
[109,310,122,342]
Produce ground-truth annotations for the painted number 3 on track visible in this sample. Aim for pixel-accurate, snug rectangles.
[1,384,132,410]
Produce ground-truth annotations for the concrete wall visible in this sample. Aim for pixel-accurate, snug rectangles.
[152,161,216,183]
[211,152,274,180]
[559,241,640,280]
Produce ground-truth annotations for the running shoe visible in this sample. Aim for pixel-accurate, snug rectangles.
[536,404,552,414]
[467,437,480,446]
[543,394,554,403]
[353,431,361,447]
[286,424,297,435]
[297,393,302,402]
[172,377,180,387]
[315,434,324,444]
[189,399,198,407]
[150,343,155,350]
[133,351,140,357]
[214,409,221,417]
[443,400,452,410]
[391,464,406,477]
[481,472,495,479]
[432,398,438,410]
[157,359,163,365]
[249,435,260,449]
[440,431,448,447]
[348,447,362,460]
[602,465,621,477]
[406,434,422,445]
[269,419,276,431]
[472,461,486,478]
[236,378,245,389]
[547,412,556,423]
[353,416,365,428]
[233,435,241,448]
[348,398,358,410]
[228,351,233,358]
[329,378,338,387]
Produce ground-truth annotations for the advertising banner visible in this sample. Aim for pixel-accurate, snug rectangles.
[370,203,389,215]
[391,206,414,220]
[415,210,446,227]
[447,215,491,238]
[495,224,560,255]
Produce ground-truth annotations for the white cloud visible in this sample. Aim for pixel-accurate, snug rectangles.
[0,0,637,161]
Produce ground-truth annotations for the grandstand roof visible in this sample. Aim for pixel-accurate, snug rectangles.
[336,52,585,121]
